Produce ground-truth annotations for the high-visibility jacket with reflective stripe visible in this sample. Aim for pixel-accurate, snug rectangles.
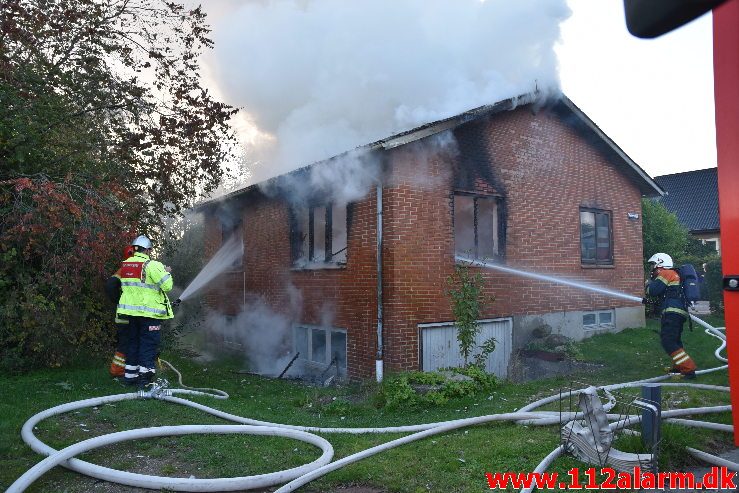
[116,252,174,320]
[646,268,688,317]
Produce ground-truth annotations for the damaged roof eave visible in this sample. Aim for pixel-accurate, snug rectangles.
[374,94,535,151]
[560,97,665,198]
[193,93,664,211]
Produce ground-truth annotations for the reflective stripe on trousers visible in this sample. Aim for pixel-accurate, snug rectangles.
[117,304,167,316]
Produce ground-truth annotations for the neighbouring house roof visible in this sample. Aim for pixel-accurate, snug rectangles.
[654,167,719,233]
[197,93,663,209]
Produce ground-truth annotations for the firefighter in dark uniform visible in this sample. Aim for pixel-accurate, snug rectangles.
[644,252,697,379]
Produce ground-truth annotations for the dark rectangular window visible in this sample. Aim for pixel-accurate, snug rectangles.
[291,203,348,265]
[220,216,243,269]
[311,328,326,364]
[580,208,613,265]
[454,193,500,260]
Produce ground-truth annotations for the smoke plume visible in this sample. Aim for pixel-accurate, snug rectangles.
[201,0,571,183]
[204,284,304,376]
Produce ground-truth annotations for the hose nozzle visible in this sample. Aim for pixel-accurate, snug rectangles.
[172,298,181,307]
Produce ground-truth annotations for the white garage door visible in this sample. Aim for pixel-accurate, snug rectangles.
[419,318,513,378]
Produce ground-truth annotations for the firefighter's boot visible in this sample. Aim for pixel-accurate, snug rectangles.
[109,352,126,377]
[669,348,697,378]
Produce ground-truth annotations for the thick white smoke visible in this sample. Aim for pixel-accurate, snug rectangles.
[204,284,304,376]
[202,0,571,184]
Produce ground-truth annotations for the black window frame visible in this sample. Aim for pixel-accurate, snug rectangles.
[290,202,348,265]
[579,207,614,266]
[453,192,504,261]
[220,216,243,269]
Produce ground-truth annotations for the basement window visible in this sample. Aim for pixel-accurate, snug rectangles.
[580,208,613,266]
[582,310,615,331]
[454,193,500,260]
[291,203,348,266]
[222,315,243,349]
[294,325,347,376]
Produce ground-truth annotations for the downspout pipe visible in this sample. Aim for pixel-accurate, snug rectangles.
[376,183,384,383]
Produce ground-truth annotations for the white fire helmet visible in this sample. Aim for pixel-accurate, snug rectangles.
[132,235,153,250]
[648,252,673,269]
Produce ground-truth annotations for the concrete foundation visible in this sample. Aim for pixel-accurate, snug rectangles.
[512,306,646,349]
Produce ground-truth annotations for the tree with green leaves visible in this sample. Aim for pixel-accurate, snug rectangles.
[1,0,237,219]
[641,198,689,268]
[0,0,237,370]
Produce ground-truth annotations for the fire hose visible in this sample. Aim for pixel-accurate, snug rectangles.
[7,318,736,493]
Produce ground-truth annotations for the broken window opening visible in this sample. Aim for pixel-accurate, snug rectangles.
[220,215,244,269]
[294,325,348,376]
[291,202,349,266]
[454,193,501,260]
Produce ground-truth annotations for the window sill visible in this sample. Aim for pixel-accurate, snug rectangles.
[455,256,503,266]
[291,262,347,271]
[581,263,615,269]
[583,323,616,331]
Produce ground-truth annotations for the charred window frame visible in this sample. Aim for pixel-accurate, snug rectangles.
[220,216,243,269]
[453,192,504,261]
[290,203,348,265]
[579,208,613,266]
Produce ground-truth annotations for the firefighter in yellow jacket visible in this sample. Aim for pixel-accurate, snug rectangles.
[644,252,697,379]
[117,235,174,387]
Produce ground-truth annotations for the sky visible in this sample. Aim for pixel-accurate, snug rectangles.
[557,0,716,178]
[198,0,718,183]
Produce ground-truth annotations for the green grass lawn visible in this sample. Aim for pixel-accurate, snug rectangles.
[0,315,733,493]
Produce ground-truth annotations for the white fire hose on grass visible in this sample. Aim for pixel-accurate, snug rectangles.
[8,317,737,493]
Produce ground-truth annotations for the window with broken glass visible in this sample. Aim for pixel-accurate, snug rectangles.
[291,203,348,266]
[454,193,500,260]
[220,216,243,269]
[580,208,613,265]
[294,325,347,376]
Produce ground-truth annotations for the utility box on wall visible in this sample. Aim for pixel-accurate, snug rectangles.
[419,318,513,377]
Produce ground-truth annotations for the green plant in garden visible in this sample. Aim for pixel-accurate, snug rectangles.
[447,264,496,368]
[377,368,497,409]
[704,258,724,314]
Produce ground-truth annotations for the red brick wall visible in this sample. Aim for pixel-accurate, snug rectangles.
[380,107,644,372]
[204,104,646,378]
[205,192,380,379]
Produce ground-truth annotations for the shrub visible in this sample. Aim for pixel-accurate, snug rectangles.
[0,178,133,372]
[377,369,497,409]
[446,264,496,368]
[704,258,724,314]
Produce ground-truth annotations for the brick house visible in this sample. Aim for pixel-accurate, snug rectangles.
[199,95,663,380]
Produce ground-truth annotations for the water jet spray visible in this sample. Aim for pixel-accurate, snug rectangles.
[177,235,244,303]
[456,255,726,341]
[455,255,642,302]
